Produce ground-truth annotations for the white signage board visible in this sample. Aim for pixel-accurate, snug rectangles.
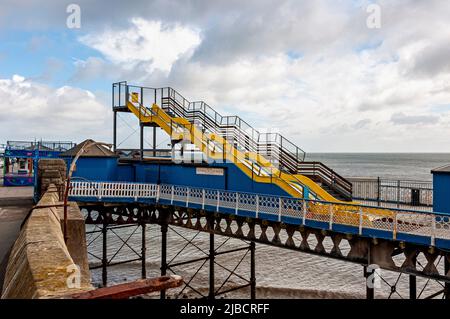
[196,167,224,176]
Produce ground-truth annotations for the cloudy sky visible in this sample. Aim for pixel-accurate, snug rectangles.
[0,0,449,152]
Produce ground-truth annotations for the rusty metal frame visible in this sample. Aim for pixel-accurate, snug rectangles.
[160,223,255,299]
[79,203,450,299]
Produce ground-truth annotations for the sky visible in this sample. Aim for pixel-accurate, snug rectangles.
[0,0,449,152]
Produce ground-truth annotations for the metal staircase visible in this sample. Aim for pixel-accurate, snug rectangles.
[160,89,305,175]
[112,81,353,201]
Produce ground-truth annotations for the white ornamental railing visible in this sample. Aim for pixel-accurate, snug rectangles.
[69,181,450,246]
[69,181,158,200]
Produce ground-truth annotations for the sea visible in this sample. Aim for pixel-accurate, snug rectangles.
[87,153,450,299]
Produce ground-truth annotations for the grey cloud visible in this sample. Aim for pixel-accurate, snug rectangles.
[0,0,372,63]
[410,41,450,77]
[70,57,157,84]
[352,119,372,129]
[390,112,440,125]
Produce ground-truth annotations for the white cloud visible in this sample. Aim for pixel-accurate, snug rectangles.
[72,4,450,152]
[5,0,450,152]
[0,75,110,143]
[79,18,201,73]
[391,112,440,125]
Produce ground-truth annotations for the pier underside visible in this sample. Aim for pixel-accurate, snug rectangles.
[79,202,450,299]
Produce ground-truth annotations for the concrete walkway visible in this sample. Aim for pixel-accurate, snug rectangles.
[0,186,34,290]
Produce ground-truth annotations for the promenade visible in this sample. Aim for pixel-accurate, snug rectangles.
[0,185,33,288]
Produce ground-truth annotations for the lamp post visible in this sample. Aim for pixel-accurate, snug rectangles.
[63,141,112,243]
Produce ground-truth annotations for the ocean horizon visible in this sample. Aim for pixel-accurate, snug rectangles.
[305,152,450,181]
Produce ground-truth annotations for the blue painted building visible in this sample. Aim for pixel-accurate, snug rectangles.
[60,139,289,196]
[432,164,450,214]
[3,141,75,187]
[59,139,119,182]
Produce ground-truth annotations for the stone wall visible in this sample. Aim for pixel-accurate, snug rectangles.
[1,185,92,299]
[37,159,67,200]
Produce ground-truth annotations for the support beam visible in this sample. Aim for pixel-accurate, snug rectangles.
[153,89,157,157]
[160,223,168,299]
[209,233,215,299]
[409,275,416,299]
[102,215,108,287]
[364,266,374,299]
[141,223,146,279]
[140,124,144,161]
[113,111,117,152]
[250,241,256,299]
[153,127,157,157]
[445,257,450,300]
[409,254,417,299]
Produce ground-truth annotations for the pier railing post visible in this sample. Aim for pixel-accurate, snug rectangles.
[377,177,381,206]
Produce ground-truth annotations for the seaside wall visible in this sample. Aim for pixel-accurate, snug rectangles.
[1,184,92,298]
[37,159,67,199]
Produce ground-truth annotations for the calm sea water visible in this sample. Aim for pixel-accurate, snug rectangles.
[88,153,450,298]
[306,153,450,181]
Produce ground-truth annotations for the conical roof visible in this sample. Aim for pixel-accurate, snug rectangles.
[60,139,117,157]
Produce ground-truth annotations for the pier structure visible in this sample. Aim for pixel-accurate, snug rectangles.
[46,82,450,299]
[2,82,444,299]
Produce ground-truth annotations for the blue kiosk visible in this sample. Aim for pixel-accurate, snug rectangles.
[432,164,450,214]
[2,141,75,186]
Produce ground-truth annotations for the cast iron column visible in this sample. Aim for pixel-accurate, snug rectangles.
[102,211,108,287]
[209,233,215,299]
[250,241,256,299]
[364,266,374,299]
[153,127,157,157]
[141,223,147,279]
[113,111,117,152]
[160,223,168,299]
[140,124,144,160]
[445,256,450,299]
[409,254,417,299]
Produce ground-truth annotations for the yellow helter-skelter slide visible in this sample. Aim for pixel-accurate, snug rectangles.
[127,93,394,223]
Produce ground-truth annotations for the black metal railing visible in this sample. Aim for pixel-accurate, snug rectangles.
[348,177,433,209]
[298,162,353,200]
[112,81,354,200]
[6,141,76,152]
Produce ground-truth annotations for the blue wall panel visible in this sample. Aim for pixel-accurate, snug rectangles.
[62,157,292,197]
[433,173,450,214]
[64,157,118,181]
[116,164,135,181]
[215,163,289,196]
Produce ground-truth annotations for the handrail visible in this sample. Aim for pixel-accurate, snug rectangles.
[161,94,306,169]
[69,181,450,248]
[113,82,352,200]
[298,161,353,199]
[127,98,307,199]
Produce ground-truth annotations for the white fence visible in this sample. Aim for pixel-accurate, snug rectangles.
[69,181,450,246]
